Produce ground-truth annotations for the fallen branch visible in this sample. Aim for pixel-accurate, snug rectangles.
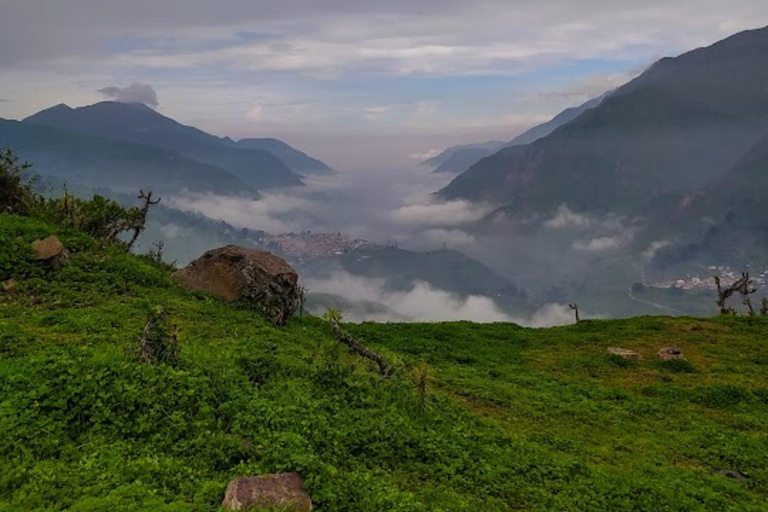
[329,319,392,377]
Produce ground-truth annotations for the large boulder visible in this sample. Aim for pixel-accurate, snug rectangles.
[222,473,313,511]
[174,245,300,326]
[30,235,69,271]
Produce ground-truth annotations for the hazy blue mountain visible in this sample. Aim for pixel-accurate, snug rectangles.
[421,142,504,172]
[506,95,605,147]
[439,27,768,216]
[424,95,605,176]
[431,146,504,174]
[24,101,305,189]
[0,119,256,197]
[236,138,333,175]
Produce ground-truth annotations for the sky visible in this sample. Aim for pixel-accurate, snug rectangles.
[1,0,767,169]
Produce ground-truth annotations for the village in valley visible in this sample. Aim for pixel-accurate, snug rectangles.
[652,266,768,291]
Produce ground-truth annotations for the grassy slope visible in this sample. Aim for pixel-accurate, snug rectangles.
[1,214,767,512]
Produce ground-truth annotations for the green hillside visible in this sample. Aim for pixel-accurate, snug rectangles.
[1,212,767,511]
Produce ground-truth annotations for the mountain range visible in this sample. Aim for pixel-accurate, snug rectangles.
[1,101,333,195]
[423,95,605,175]
[439,27,768,216]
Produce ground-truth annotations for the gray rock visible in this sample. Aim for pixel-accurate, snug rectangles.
[607,347,643,361]
[30,235,69,271]
[174,245,301,326]
[656,347,685,361]
[222,473,313,511]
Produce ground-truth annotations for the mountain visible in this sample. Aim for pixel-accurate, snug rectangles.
[421,141,504,172]
[439,27,768,216]
[24,102,305,189]
[236,138,333,175]
[0,119,256,197]
[649,134,768,274]
[506,95,605,147]
[424,96,605,176]
[432,145,505,174]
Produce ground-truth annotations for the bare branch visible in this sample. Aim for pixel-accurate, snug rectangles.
[569,303,580,323]
[329,318,392,377]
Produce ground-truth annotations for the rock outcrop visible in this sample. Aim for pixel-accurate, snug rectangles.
[30,235,69,271]
[222,473,313,512]
[174,245,300,326]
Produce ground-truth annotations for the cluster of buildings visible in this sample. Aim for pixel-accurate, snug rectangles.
[653,266,768,291]
[255,231,382,265]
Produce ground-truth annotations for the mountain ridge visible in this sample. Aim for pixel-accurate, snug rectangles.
[438,26,768,216]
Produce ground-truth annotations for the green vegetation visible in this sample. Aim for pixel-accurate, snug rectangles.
[1,212,767,511]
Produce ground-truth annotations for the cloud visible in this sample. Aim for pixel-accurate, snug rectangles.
[545,204,591,228]
[411,149,441,161]
[392,199,491,227]
[98,82,159,107]
[167,192,314,234]
[572,236,621,252]
[523,303,579,327]
[643,240,671,260]
[421,228,475,247]
[305,271,593,326]
[304,271,512,323]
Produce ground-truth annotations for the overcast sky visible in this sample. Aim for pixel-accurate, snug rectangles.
[1,1,767,169]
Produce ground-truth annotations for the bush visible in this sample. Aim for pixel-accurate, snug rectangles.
[657,358,697,373]
[34,192,150,247]
[0,148,39,215]
[1,148,159,249]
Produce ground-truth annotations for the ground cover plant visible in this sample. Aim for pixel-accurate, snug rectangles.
[0,212,766,511]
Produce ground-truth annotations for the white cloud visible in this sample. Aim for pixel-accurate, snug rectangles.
[306,271,596,326]
[98,82,159,107]
[572,236,621,252]
[545,204,591,228]
[643,240,671,260]
[167,192,313,234]
[422,228,475,247]
[411,149,441,161]
[392,199,491,227]
[524,303,578,327]
[305,271,512,322]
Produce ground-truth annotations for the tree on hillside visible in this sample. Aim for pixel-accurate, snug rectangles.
[0,149,38,215]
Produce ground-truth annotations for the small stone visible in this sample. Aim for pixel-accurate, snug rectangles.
[30,235,69,271]
[607,347,643,361]
[656,347,684,361]
[222,473,313,512]
[1,280,17,293]
[717,469,748,481]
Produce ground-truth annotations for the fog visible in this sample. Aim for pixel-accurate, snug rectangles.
[162,157,648,322]
[304,271,582,327]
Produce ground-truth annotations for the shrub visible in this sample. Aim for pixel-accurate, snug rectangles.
[657,358,696,373]
[0,148,40,215]
[137,306,180,366]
